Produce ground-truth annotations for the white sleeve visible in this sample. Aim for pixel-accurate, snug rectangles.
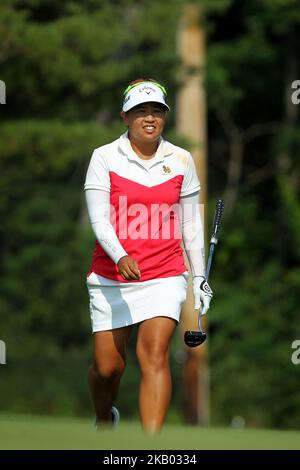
[180,153,201,197]
[85,189,128,265]
[179,191,206,277]
[84,149,111,192]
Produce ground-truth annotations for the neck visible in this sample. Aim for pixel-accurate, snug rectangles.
[128,134,159,160]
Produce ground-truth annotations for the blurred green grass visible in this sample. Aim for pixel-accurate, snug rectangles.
[0,414,300,450]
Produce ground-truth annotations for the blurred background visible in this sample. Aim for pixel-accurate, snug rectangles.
[1,0,300,432]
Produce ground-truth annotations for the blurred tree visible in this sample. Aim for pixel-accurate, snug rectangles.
[0,0,184,418]
[205,0,300,428]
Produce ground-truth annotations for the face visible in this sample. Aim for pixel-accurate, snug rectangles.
[121,102,167,144]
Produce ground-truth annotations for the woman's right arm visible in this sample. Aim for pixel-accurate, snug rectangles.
[85,189,141,280]
[85,188,128,264]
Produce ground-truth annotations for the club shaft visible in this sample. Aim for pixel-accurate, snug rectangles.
[194,199,224,338]
[205,243,215,280]
[205,199,224,279]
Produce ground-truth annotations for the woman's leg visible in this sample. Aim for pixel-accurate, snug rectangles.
[88,325,132,424]
[136,316,177,433]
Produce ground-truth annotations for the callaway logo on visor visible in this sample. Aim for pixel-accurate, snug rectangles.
[139,86,156,94]
[122,80,170,113]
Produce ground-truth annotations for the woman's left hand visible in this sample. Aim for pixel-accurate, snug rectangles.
[192,275,213,315]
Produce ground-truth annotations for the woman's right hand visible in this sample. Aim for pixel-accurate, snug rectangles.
[117,255,141,280]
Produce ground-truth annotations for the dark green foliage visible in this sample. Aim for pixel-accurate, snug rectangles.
[206,0,300,429]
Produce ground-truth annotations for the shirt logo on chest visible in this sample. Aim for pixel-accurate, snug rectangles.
[162,165,172,174]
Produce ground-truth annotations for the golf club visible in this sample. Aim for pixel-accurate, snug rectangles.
[184,198,224,347]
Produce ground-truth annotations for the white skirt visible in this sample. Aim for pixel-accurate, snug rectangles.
[86,271,189,332]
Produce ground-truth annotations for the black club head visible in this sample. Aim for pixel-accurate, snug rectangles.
[184,330,207,347]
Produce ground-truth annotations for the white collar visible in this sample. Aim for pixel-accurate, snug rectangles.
[118,131,173,166]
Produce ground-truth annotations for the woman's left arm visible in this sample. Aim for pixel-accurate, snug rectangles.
[179,192,213,314]
[179,191,205,277]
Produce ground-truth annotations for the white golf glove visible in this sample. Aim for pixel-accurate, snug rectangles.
[192,275,213,315]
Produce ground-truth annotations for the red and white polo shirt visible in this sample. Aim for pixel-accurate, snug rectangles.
[84,132,200,282]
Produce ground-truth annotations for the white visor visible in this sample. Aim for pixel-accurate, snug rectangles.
[122,82,170,112]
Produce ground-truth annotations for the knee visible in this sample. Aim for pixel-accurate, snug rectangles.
[92,357,125,381]
[137,344,169,373]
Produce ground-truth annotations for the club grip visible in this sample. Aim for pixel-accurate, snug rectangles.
[210,199,224,244]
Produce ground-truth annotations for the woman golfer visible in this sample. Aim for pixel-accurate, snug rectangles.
[84,78,212,433]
